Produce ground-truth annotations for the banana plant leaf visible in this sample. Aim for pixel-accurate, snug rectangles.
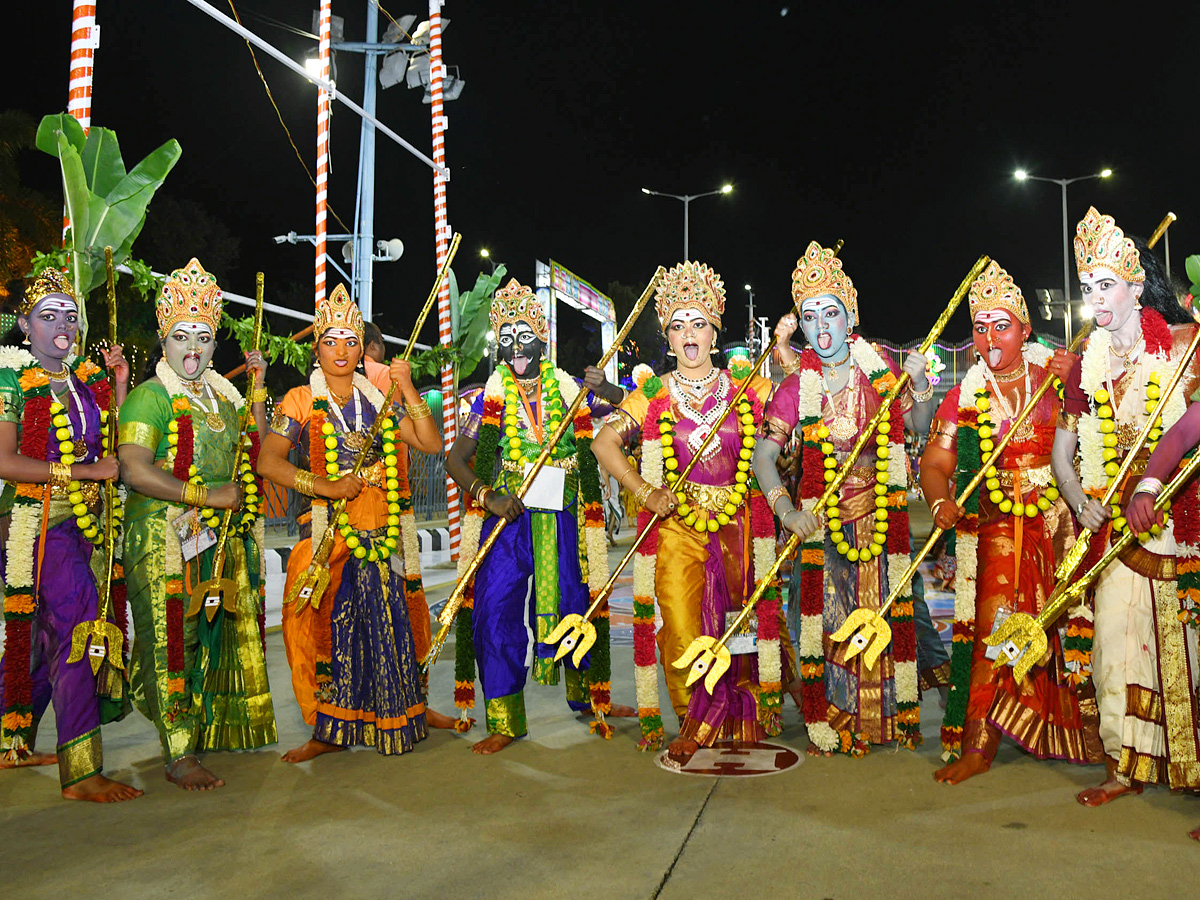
[455,264,506,381]
[36,113,181,343]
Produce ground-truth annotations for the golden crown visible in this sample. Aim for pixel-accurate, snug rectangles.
[791,241,858,325]
[654,261,725,331]
[489,279,549,341]
[156,258,223,337]
[968,260,1028,326]
[313,283,364,342]
[1074,206,1144,284]
[21,268,77,315]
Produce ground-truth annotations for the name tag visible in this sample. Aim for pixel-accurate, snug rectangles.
[522,462,565,511]
[172,508,217,561]
[725,610,759,655]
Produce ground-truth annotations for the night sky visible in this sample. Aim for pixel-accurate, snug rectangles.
[11,1,1200,359]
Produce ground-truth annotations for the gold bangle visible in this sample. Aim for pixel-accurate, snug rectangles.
[477,486,492,507]
[617,466,639,490]
[250,386,269,404]
[181,481,209,507]
[405,399,432,422]
[780,356,802,377]
[48,461,72,490]
[930,497,951,518]
[634,482,654,508]
[765,484,789,514]
[293,469,317,497]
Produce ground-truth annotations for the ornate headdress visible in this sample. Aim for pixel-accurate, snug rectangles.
[313,283,364,342]
[21,268,77,315]
[1074,206,1144,284]
[968,260,1028,326]
[157,258,223,337]
[654,261,725,331]
[791,241,858,325]
[489,279,549,341]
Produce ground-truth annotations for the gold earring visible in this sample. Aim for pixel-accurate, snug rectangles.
[21,332,29,346]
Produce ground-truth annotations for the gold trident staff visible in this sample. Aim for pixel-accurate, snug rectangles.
[545,239,845,666]
[988,442,1200,682]
[546,339,777,668]
[186,271,266,620]
[674,255,992,694]
[421,265,668,669]
[67,247,125,674]
[829,321,1093,670]
[286,232,462,610]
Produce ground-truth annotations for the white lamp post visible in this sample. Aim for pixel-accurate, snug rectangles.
[641,183,733,260]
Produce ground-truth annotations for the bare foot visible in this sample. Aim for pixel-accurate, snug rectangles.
[472,733,515,755]
[0,750,58,769]
[934,753,991,784]
[62,773,143,802]
[1189,824,1200,842]
[165,755,225,791]
[607,704,637,717]
[1077,779,1144,807]
[667,736,699,764]
[425,708,459,730]
[281,739,345,763]
[805,744,834,758]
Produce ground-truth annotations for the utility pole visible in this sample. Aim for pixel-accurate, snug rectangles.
[352,1,379,319]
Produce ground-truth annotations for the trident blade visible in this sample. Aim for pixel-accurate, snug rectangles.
[702,648,733,696]
[569,623,599,669]
[684,651,716,687]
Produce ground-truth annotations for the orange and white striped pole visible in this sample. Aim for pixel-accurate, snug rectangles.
[64,1,98,240]
[314,0,332,310]
[428,1,459,556]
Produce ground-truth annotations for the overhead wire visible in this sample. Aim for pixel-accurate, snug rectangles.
[226,0,351,233]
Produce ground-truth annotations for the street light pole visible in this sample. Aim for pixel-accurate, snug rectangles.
[1014,167,1111,326]
[642,184,733,260]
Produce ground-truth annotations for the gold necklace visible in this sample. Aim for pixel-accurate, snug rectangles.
[44,366,70,381]
[994,360,1027,382]
[1109,330,1143,373]
[820,346,851,369]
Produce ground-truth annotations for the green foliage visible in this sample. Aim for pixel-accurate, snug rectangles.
[410,264,507,387]
[220,311,311,375]
[1186,254,1200,311]
[36,113,182,341]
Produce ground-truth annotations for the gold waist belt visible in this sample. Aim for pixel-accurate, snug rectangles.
[500,455,578,475]
[681,481,737,513]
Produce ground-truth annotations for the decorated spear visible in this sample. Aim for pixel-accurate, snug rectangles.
[286,232,462,610]
[66,247,125,678]
[186,271,266,619]
[421,265,668,669]
[674,255,991,694]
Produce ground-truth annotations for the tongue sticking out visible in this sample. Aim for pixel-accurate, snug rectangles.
[683,345,700,361]
[987,347,1003,368]
[52,334,71,350]
[183,354,201,377]
[817,333,833,351]
[512,355,530,376]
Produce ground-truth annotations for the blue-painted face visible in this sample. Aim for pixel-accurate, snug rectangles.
[800,295,851,361]
[19,295,79,369]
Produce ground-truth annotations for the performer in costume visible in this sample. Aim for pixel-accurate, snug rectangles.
[259,284,447,762]
[754,242,934,757]
[445,278,631,755]
[118,259,276,790]
[591,261,791,762]
[0,268,141,802]
[1049,208,1200,805]
[920,261,1103,783]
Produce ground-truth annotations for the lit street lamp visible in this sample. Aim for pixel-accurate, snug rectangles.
[480,247,498,274]
[1014,167,1112,327]
[641,183,733,260]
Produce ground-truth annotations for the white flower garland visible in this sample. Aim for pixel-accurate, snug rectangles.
[1078,328,1185,493]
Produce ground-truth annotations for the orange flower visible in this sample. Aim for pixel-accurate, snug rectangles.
[4,592,35,615]
[2,711,33,731]
[18,369,46,392]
